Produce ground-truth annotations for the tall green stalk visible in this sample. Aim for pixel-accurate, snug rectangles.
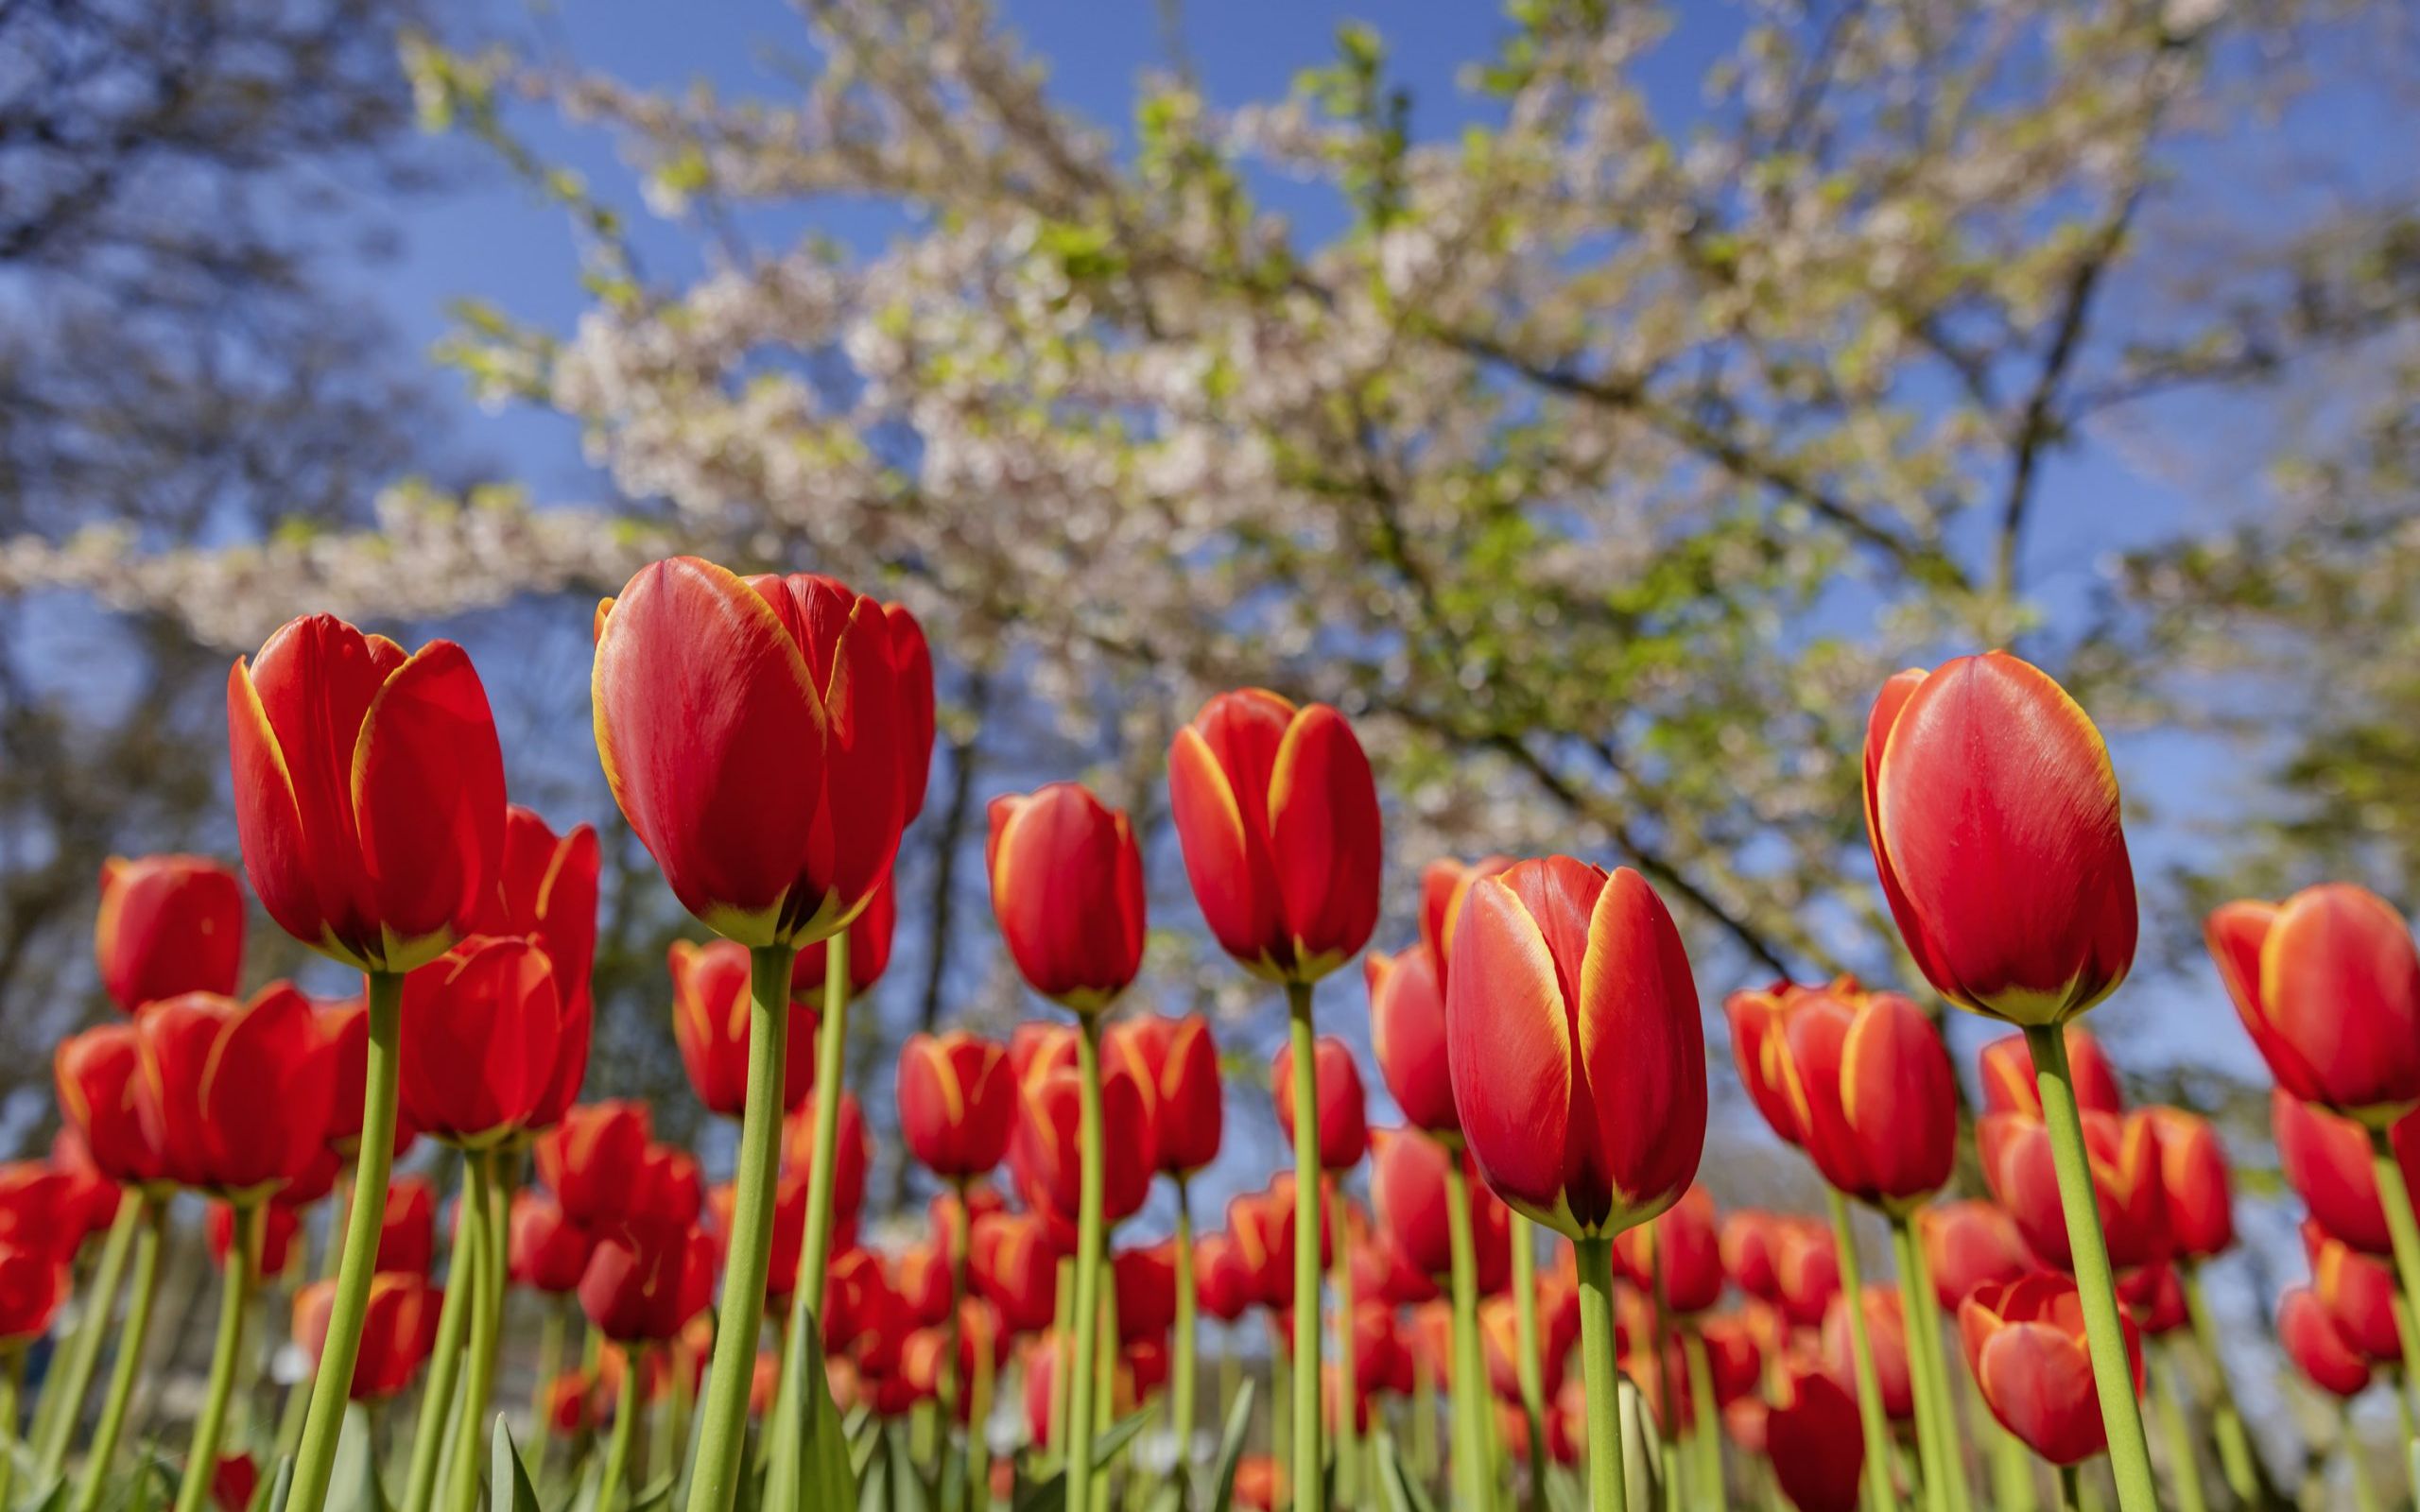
[1441,1143,1494,1512]
[768,935,851,1510]
[1511,1216,1547,1512]
[2176,1262,2257,1505]
[2365,1125,2420,1430]
[172,1203,259,1512]
[1890,1215,1962,1512]
[1285,982,1325,1512]
[72,1196,164,1512]
[403,1175,482,1512]
[0,1349,23,1512]
[2022,1024,2157,1512]
[688,942,795,1512]
[1824,1190,1896,1512]
[443,1151,502,1512]
[2341,1400,2382,1512]
[1681,1325,1722,1509]
[1334,1177,1361,1509]
[530,1300,567,1474]
[2148,1344,2207,1512]
[1171,1177,1199,1482]
[33,1194,139,1477]
[1573,1237,1630,1512]
[597,1346,645,1512]
[1063,1018,1110,1512]
[290,969,405,1512]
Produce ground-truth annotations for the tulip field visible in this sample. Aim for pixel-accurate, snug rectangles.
[3,558,2417,1512]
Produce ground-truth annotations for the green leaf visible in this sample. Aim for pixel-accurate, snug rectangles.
[1371,1435,1436,1512]
[492,1420,543,1512]
[1204,1381,1255,1512]
[630,1475,675,1512]
[326,1407,388,1512]
[265,1458,296,1512]
[883,1425,929,1512]
[854,1441,889,1512]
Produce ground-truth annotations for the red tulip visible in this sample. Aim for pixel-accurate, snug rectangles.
[476,806,601,1128]
[295,1272,440,1400]
[1720,1210,1787,1305]
[1365,945,1456,1137]
[212,1456,258,1512]
[95,855,245,1012]
[2279,1285,2372,1398]
[1481,1293,1575,1404]
[1958,1274,2142,1465]
[1702,1313,1766,1404]
[898,1032,1016,1179]
[1444,857,1705,1239]
[1229,1187,1330,1311]
[1167,689,1383,984]
[2208,884,2420,1125]
[631,1143,705,1228]
[2308,1222,2403,1364]
[1766,1353,1866,1512]
[1010,1022,1078,1091]
[1615,1184,1725,1314]
[2142,1107,2233,1260]
[821,1246,899,1354]
[2118,1263,2187,1336]
[134,985,333,1198]
[1979,1108,2169,1272]
[372,1177,437,1277]
[880,604,937,821]
[1115,1243,1180,1345]
[1773,1222,1844,1331]
[891,1241,951,1329]
[55,1023,164,1189]
[1418,855,1514,990]
[904,1300,1007,1423]
[1011,1064,1152,1242]
[46,1133,123,1254]
[1271,1034,1369,1172]
[668,937,817,1118]
[510,1191,596,1295]
[794,868,896,1005]
[229,613,507,972]
[1862,654,2137,1024]
[2274,1091,2420,1258]
[1821,1287,1913,1420]
[1979,1027,2123,1118]
[0,1163,74,1265]
[1368,1127,1511,1292]
[399,936,562,1145]
[972,1212,1060,1334]
[986,783,1146,1012]
[781,1091,869,1235]
[209,1201,301,1277]
[1196,1233,1256,1325]
[580,1220,719,1343]
[1727,979,1956,1211]
[1103,1015,1223,1177]
[1916,1201,2035,1312]
[593,559,914,946]
[317,998,419,1160]
[535,1101,651,1229]
[0,1240,66,1347]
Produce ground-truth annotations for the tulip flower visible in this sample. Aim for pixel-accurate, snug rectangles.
[316,998,419,1161]
[1960,1274,2143,1466]
[1981,1107,2169,1274]
[294,1273,440,1400]
[898,1032,1016,1179]
[477,806,600,1130]
[987,783,1146,1013]
[2281,1285,2373,1395]
[1011,1063,1153,1242]
[1271,1035,1370,1173]
[1765,1354,1866,1512]
[399,936,563,1147]
[579,1220,719,1346]
[1822,1289,1913,1422]
[1366,945,1458,1137]
[2207,885,2420,1125]
[1102,1010,1221,1454]
[0,1241,66,1347]
[1772,1221,1845,1332]
[134,986,333,1200]
[1979,1027,2123,1118]
[794,867,896,1005]
[1195,1233,1255,1326]
[669,937,819,1118]
[95,854,245,1012]
[973,1213,1060,1334]
[781,1090,870,1240]
[2308,1223,2403,1366]
[535,1102,652,1229]
[1418,855,1514,987]
[1916,1201,2034,1311]
[508,1191,594,1295]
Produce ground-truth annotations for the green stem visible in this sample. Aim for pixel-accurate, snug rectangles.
[597,1346,645,1512]
[403,1173,482,1512]
[33,1193,138,1477]
[1,1349,23,1512]
[290,969,405,1512]
[1270,1316,1291,1475]
[173,1203,258,1512]
[1890,1214,1959,1512]
[2148,1344,2206,1512]
[1825,1189,1896,1512]
[1646,1252,1677,1512]
[1441,1142,1495,1512]
[2022,1023,2158,1512]
[1574,1237,1630,1512]
[2366,1125,2420,1431]
[1411,1347,1437,1486]
[1171,1177,1198,1481]
[970,1324,995,1512]
[530,1300,567,1476]
[688,941,795,1512]
[1063,1016,1109,1512]
[768,937,849,1512]
[1334,1176,1361,1509]
[949,1176,976,1512]
[1050,1259,1073,1459]
[1285,982,1325,1512]
[442,1151,502,1512]
[1682,1325,1722,1510]
[1512,1215,1547,1512]
[72,1196,164,1512]
[2342,1399,2382,1512]
[2176,1262,2257,1506]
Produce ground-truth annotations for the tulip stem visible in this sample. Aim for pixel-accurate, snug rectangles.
[768,936,851,1512]
[1511,1214,1547,1512]
[2175,1261,2258,1505]
[1063,1016,1109,1512]
[1824,1190,1897,1512]
[1441,1140,1495,1512]
[173,1202,258,1512]
[403,1171,481,1512]
[444,1151,503,1512]
[689,941,795,1512]
[1172,1176,1199,1483]
[531,1299,566,1475]
[0,1347,22,1512]
[2148,1343,2207,1512]
[1682,1325,1722,1510]
[72,1195,164,1512]
[2364,1125,2420,1433]
[1334,1175,1362,1509]
[1285,982,1326,1512]
[2341,1399,2382,1512]
[948,1177,976,1512]
[1574,1236,1629,1512]
[2022,1024,2158,1512]
[34,1192,139,1479]
[599,1346,644,1512]
[1890,1214,1963,1512]
[290,970,405,1512]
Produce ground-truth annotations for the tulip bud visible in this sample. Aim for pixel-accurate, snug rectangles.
[2143,1107,2233,1260]
[986,783,1146,1012]
[55,1023,164,1191]
[95,855,245,1012]
[2279,1285,2373,1398]
[1103,1014,1223,1177]
[1011,1063,1153,1244]
[209,1201,301,1278]
[1765,1354,1865,1512]
[134,985,334,1200]
[2307,1221,2403,1364]
[1979,1027,2123,1119]
[1114,1243,1180,1345]
[782,1091,870,1238]
[668,938,818,1119]
[1915,1200,2034,1313]
[2273,1091,2420,1258]
[1979,1108,2169,1272]
[1727,980,1956,1212]
[2208,884,2420,1125]
[478,807,601,1129]
[580,1220,718,1343]
[1365,946,1456,1138]
[1271,1034,1370,1173]
[510,1190,596,1295]
[1368,1127,1511,1292]
[1615,1184,1724,1315]
[972,1212,1060,1335]
[1863,654,2137,1025]
[1958,1274,2142,1465]
[897,1031,1016,1179]
[1418,855,1513,992]
[1195,1233,1256,1325]
[399,936,563,1146]
[295,1272,440,1400]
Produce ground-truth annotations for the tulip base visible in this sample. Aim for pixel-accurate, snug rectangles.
[1574,1237,1629,1512]
[2022,1024,2158,1512]
[1286,982,1326,1512]
[1824,1190,1896,1512]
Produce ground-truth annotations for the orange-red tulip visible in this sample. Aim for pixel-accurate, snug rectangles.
[1229,1186,1330,1311]
[881,604,937,822]
[593,559,914,946]
[1862,653,2136,1025]
[2279,1285,2372,1398]
[973,1212,1060,1334]
[580,1220,718,1344]
[1916,1200,2035,1311]
[1773,1221,1844,1331]
[898,1031,1015,1178]
[1822,1287,1913,1420]
[399,935,562,1146]
[1368,1127,1511,1292]
[535,1101,652,1230]
[1418,855,1513,990]
[1114,1243,1179,1345]
[1444,857,1705,1239]
[2118,1262,2187,1336]
[1765,1353,1865,1512]
[509,1190,595,1295]
[295,1272,440,1400]
[478,806,600,1128]
[55,1023,164,1190]
[1168,689,1382,984]
[1979,1107,2169,1272]
[0,1163,74,1266]
[1727,979,1955,1211]
[1195,1233,1255,1325]
[631,1143,706,1228]
[2143,1107,2233,1260]
[1720,1209,1788,1305]
[1011,1064,1152,1242]
[986,782,1145,1013]
[46,1133,122,1254]
[1103,1014,1223,1177]
[668,937,817,1118]
[2308,1221,2403,1364]
[1616,1183,1725,1314]
[95,854,245,1012]
[782,1091,870,1237]
[134,985,333,1199]
[2208,884,2420,1125]
[2273,1091,2420,1258]
[1958,1274,2142,1465]
[229,614,507,972]
[0,1240,66,1346]
[373,1177,437,1277]
[1979,1027,2123,1118]
[904,1300,1007,1423]
[1365,945,1456,1137]
[1271,1034,1369,1172]
[893,1242,951,1329]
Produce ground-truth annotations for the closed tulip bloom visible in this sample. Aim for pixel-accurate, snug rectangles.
[295,1273,440,1400]
[1418,855,1514,989]
[595,560,914,945]
[95,855,245,1012]
[56,1023,165,1189]
[1979,1027,2124,1118]
[1703,1313,1766,1404]
[399,935,563,1146]
[1727,979,1956,1211]
[2142,1107,2234,1260]
[1368,1128,1512,1291]
[510,1191,596,1295]
[717,1174,810,1303]
[794,868,896,1005]
[1271,1034,1370,1172]
[669,937,817,1117]
[1765,1355,1866,1512]
[580,1220,719,1344]
[1863,654,2137,1025]
[1445,857,1706,1239]
[535,1101,653,1230]
[1195,1233,1256,1325]
[479,807,601,1128]
[1103,1014,1223,1177]
[1917,1201,2035,1312]
[1615,1183,1725,1314]
[1980,1108,2169,1271]
[229,614,507,972]
[48,1132,123,1252]
[880,604,937,819]
[1115,1244,1180,1344]
[376,1177,437,1276]
[1230,1188,1330,1311]
[986,782,1145,1012]
[973,1212,1061,1334]
[897,1031,1016,1178]
[2273,1091,2420,1257]
[928,1184,1005,1261]
[2307,1222,2403,1364]
[1822,1287,1913,1420]
[2118,1262,2187,1335]
[135,985,334,1199]
[2208,885,2420,1125]
[1168,689,1383,984]
[1365,946,1456,1137]
[781,1091,870,1234]
[1720,1210,1787,1305]
[2279,1286,2373,1398]
[1773,1221,1844,1331]
[0,1241,67,1346]
[317,998,419,1160]
[893,1242,952,1328]
[1958,1274,2143,1465]
[1011,1064,1153,1239]
[631,1143,706,1228]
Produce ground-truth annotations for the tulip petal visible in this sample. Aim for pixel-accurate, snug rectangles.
[1840,993,1957,1206]
[2205,900,2316,1097]
[354,641,508,971]
[2260,885,2420,1120]
[1445,875,1579,1228]
[1167,726,1281,973]
[1976,1322,2103,1465]
[1575,868,1706,1228]
[227,660,333,958]
[1266,703,1382,974]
